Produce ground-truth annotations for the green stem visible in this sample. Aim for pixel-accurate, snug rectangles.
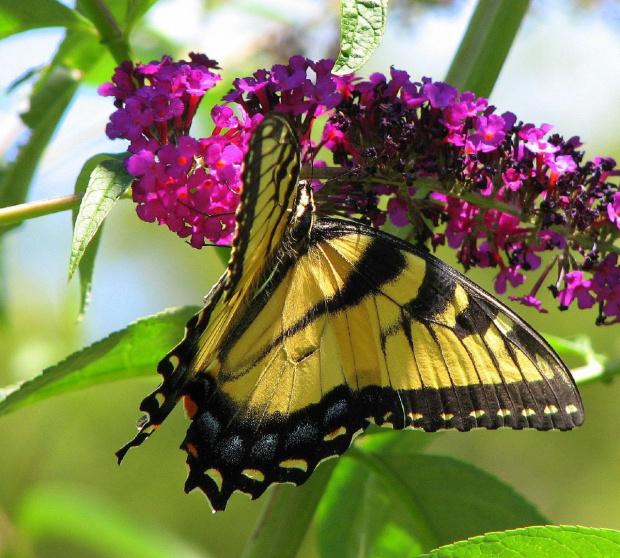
[347,446,439,552]
[445,0,530,96]
[77,0,133,64]
[0,195,83,228]
[241,459,337,558]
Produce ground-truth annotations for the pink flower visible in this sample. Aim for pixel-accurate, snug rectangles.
[607,192,620,227]
[387,197,409,226]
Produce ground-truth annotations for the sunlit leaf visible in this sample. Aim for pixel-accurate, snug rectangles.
[333,0,388,75]
[70,153,130,316]
[423,525,620,557]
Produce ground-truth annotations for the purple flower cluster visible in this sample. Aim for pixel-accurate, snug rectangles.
[101,55,620,324]
[557,253,620,325]
[310,68,620,323]
[99,53,255,247]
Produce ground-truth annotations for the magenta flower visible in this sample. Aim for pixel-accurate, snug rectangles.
[126,149,157,177]
[558,272,596,309]
[157,136,198,177]
[387,197,409,227]
[509,295,548,313]
[495,266,526,294]
[465,114,508,154]
[547,154,578,175]
[100,54,244,247]
[271,60,307,91]
[592,253,620,289]
[602,283,620,319]
[422,80,458,108]
[607,192,620,227]
[501,168,525,192]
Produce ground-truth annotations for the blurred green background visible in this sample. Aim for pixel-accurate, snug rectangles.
[1,0,620,556]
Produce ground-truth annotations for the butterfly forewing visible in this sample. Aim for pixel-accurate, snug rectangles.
[115,114,300,463]
[226,115,301,294]
[118,114,584,512]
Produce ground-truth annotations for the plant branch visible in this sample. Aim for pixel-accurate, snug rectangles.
[0,195,83,228]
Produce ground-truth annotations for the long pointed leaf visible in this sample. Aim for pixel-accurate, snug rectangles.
[68,157,132,283]
[70,153,130,316]
[0,306,199,417]
[445,0,529,96]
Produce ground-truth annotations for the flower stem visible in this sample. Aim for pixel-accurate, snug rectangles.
[77,0,133,64]
[0,194,83,228]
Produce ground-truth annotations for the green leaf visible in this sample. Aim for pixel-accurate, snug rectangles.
[0,0,89,39]
[444,0,529,97]
[423,525,620,557]
[333,0,388,75]
[316,432,431,557]
[14,483,210,558]
[70,154,126,315]
[243,432,431,558]
[0,306,199,417]
[68,157,132,286]
[316,450,547,556]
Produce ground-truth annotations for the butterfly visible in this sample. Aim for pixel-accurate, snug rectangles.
[117,112,584,512]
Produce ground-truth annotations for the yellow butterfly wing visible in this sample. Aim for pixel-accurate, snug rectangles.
[180,208,583,510]
[118,114,584,512]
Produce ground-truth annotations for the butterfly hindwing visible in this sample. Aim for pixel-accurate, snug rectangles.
[118,114,584,512]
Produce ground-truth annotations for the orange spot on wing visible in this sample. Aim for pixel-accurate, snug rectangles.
[185,442,199,458]
[184,395,198,419]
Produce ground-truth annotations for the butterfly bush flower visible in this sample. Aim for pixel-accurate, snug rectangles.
[101,55,620,325]
[99,53,254,247]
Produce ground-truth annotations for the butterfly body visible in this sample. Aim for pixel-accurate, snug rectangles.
[118,114,584,512]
